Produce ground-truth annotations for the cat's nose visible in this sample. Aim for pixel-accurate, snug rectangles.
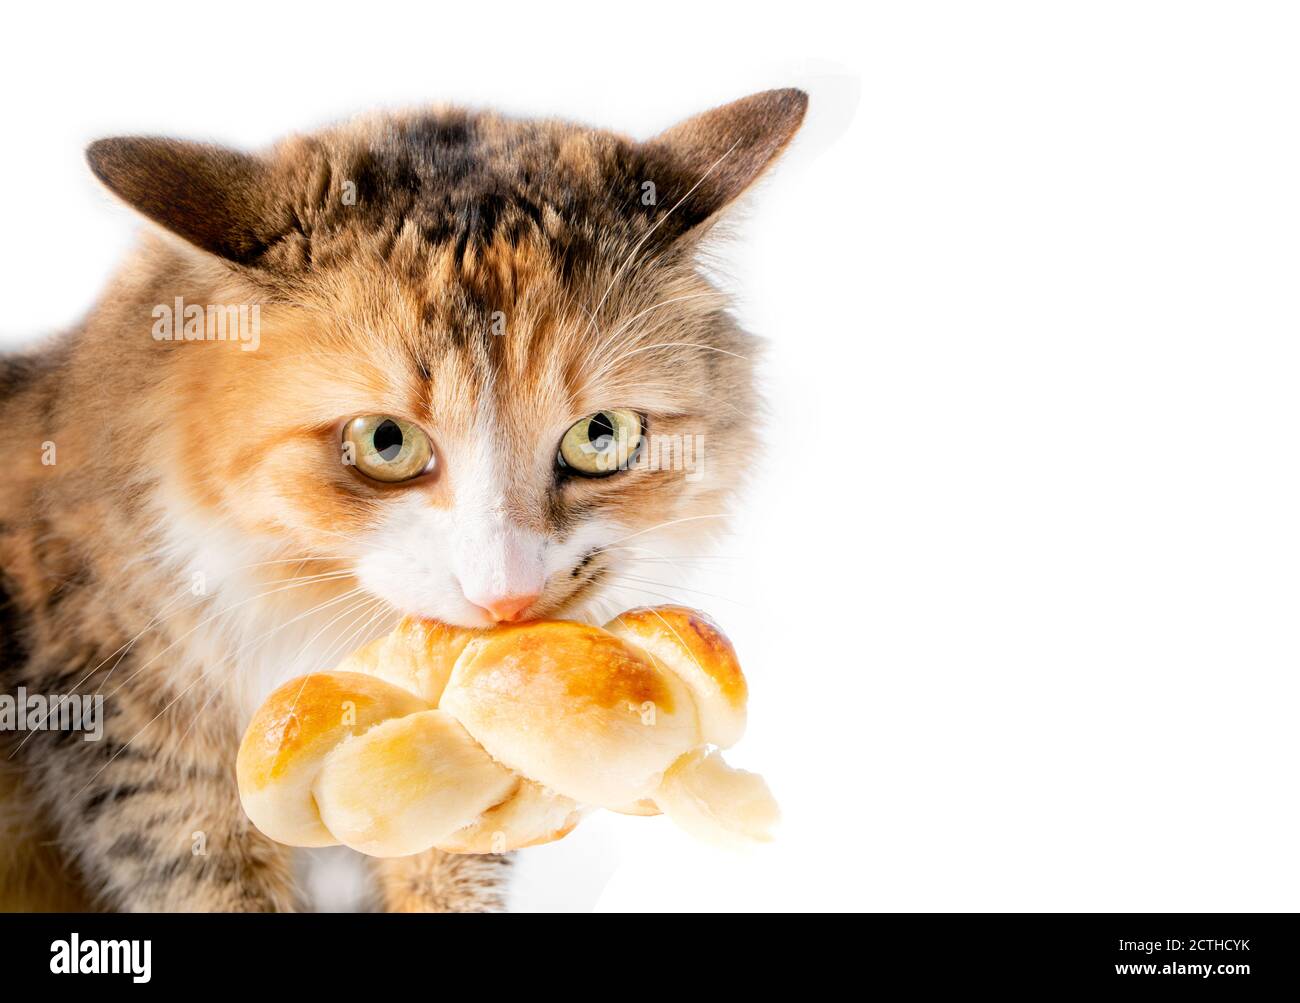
[468,591,540,623]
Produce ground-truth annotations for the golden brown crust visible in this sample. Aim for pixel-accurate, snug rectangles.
[458,620,679,714]
[440,619,699,809]
[237,605,769,855]
[334,617,479,704]
[237,671,428,791]
[609,606,747,706]
[604,605,748,748]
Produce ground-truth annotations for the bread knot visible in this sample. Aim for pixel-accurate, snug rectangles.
[237,606,778,856]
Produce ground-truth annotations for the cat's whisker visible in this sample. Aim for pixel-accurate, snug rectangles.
[601,513,731,548]
[582,138,742,339]
[171,670,225,748]
[265,588,375,676]
[605,548,745,587]
[232,555,355,569]
[229,586,369,667]
[606,573,749,609]
[231,589,371,672]
[343,597,392,651]
[599,543,738,562]
[8,567,364,763]
[46,546,373,753]
[298,523,402,555]
[56,588,197,696]
[569,309,698,405]
[237,587,390,737]
[599,341,751,367]
[72,583,365,803]
[566,292,717,407]
[606,548,740,563]
[64,585,324,802]
[280,525,434,569]
[71,672,211,805]
[324,596,394,670]
[173,589,378,747]
[3,586,211,761]
[97,571,359,701]
[50,563,354,702]
[595,543,695,581]
[600,597,715,687]
[595,375,752,422]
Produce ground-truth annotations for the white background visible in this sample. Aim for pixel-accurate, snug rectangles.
[4,2,1299,911]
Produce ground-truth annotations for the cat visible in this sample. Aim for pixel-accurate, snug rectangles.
[0,89,806,912]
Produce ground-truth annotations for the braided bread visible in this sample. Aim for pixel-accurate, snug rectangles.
[236,606,778,857]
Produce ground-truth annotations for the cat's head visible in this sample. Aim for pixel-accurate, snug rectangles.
[88,91,805,628]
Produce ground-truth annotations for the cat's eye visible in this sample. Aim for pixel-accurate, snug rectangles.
[558,409,643,477]
[342,416,435,483]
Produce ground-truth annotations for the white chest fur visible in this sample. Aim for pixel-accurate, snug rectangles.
[157,511,401,910]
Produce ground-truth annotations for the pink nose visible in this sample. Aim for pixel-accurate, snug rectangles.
[472,592,540,623]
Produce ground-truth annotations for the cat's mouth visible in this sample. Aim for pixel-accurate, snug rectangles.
[361,547,613,632]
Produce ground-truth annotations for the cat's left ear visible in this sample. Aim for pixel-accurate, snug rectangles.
[86,137,297,267]
[640,88,808,232]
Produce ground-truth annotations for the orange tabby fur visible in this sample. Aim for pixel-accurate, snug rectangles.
[0,91,805,911]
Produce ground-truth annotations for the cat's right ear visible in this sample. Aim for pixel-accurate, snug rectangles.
[86,137,292,267]
[639,89,809,234]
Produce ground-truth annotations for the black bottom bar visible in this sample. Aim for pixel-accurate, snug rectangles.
[0,912,1291,990]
